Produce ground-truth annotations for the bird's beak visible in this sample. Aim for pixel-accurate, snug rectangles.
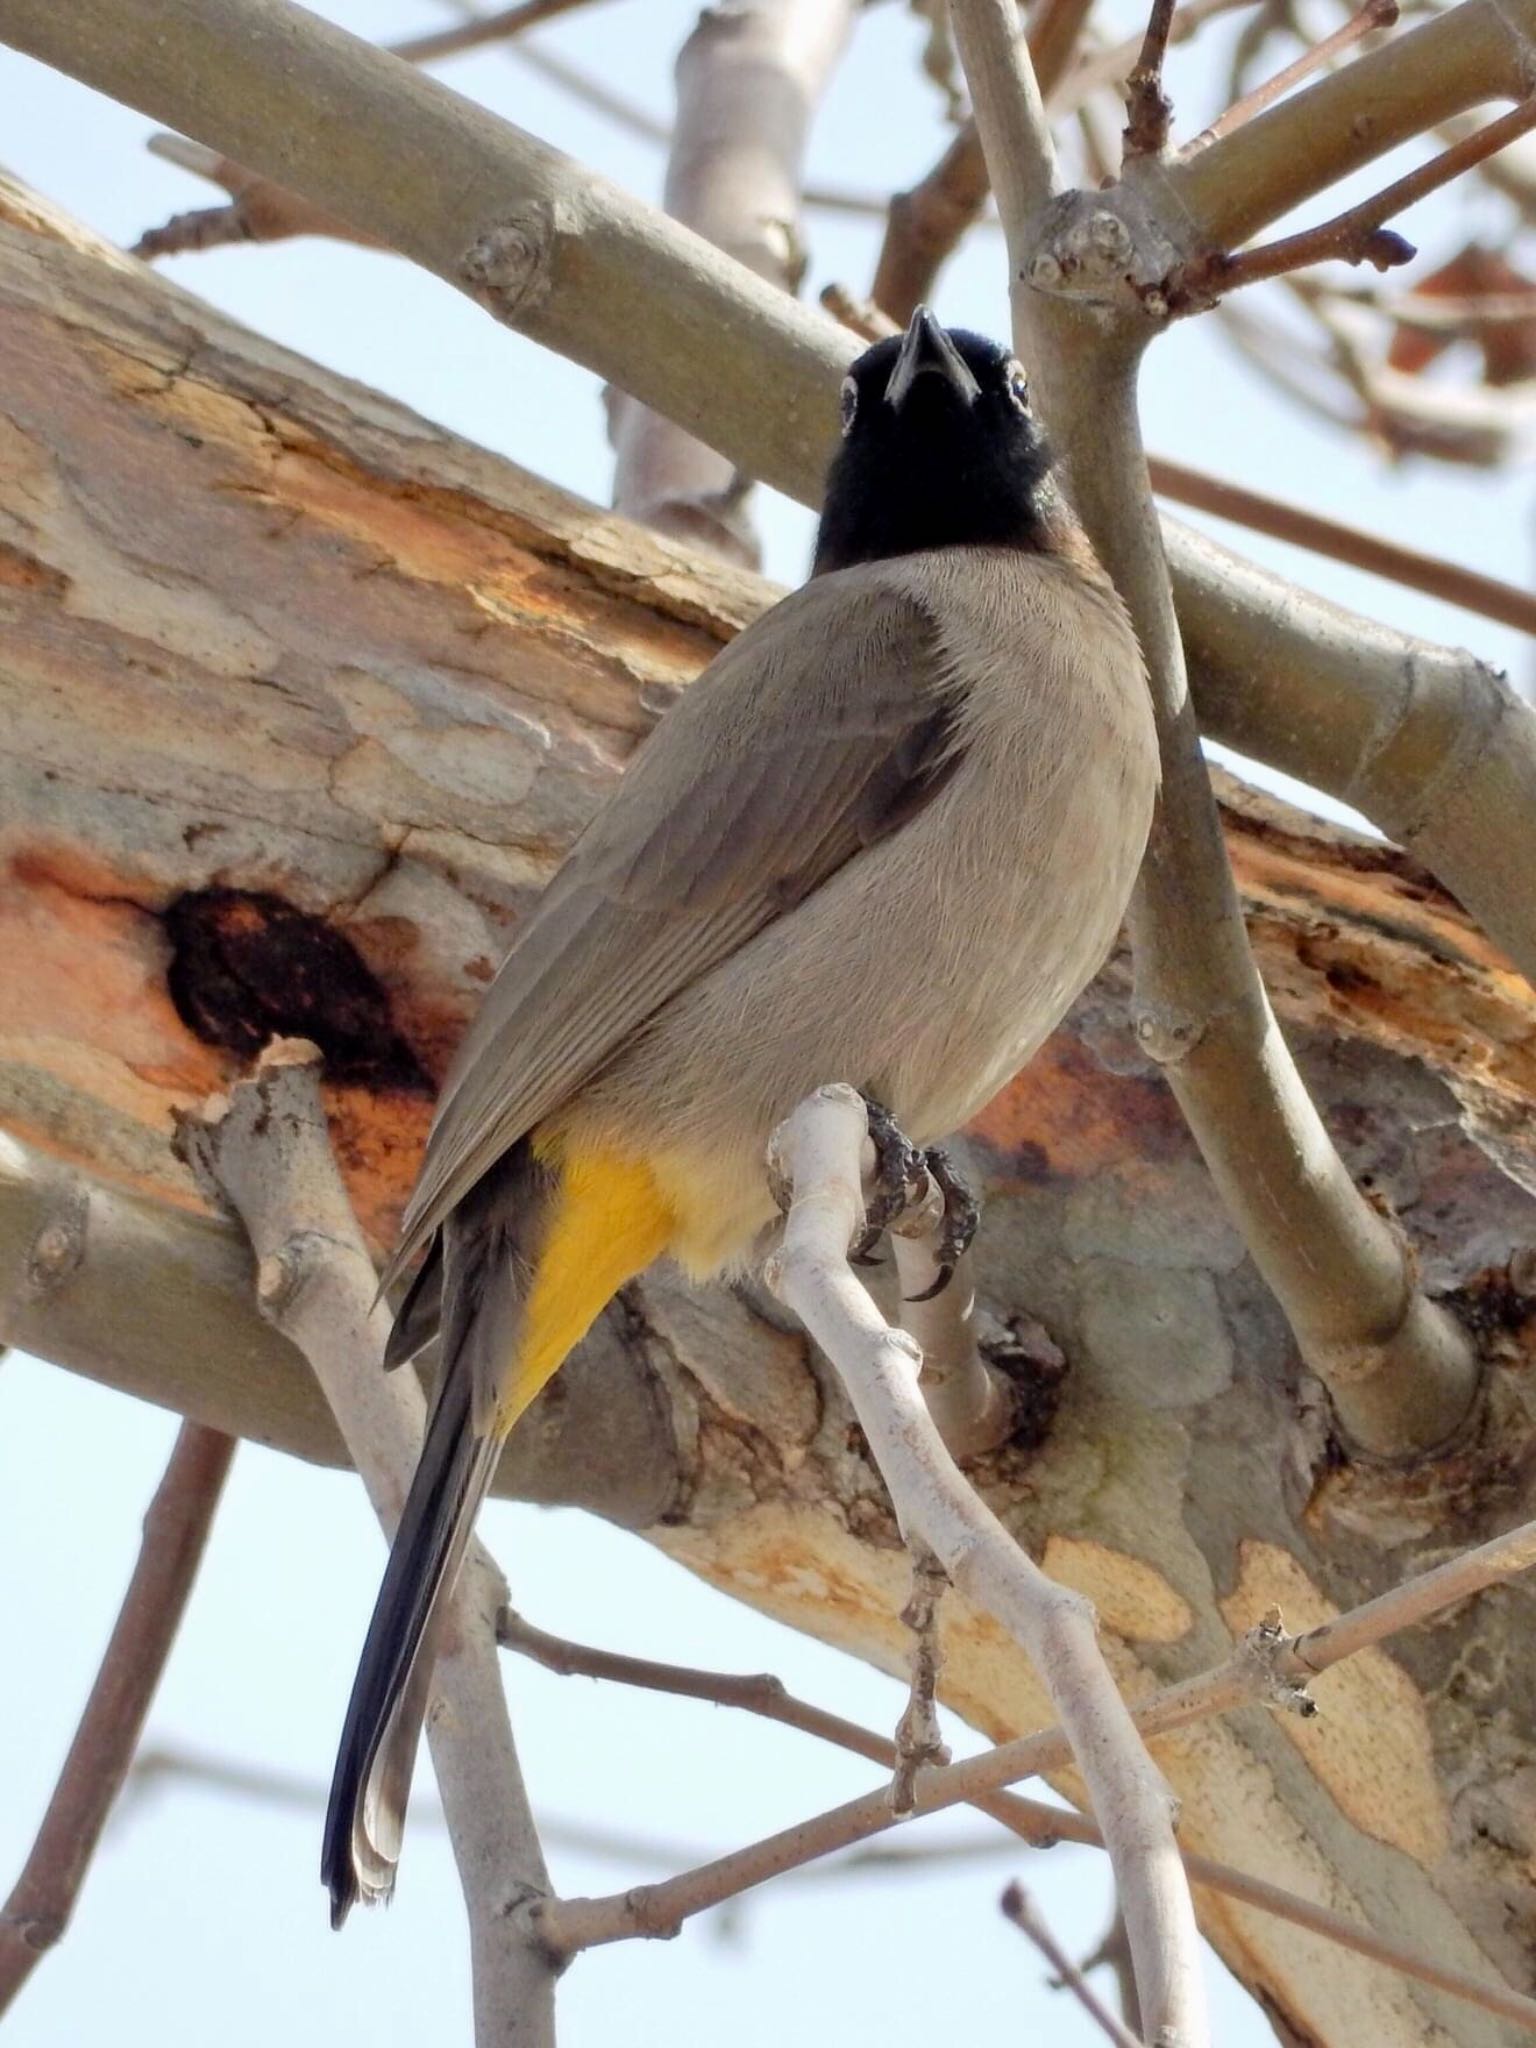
[884,306,982,412]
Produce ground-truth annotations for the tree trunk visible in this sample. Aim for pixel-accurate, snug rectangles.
[3,181,1535,2046]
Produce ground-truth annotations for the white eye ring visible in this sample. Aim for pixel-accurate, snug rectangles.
[839,374,859,437]
[1005,362,1031,413]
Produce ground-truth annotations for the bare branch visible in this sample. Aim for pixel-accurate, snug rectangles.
[1166,0,1536,254]
[543,1506,1536,2019]
[1122,0,1179,159]
[1185,0,1399,153]
[608,0,856,566]
[0,1422,234,2015]
[134,133,380,258]
[175,1040,556,2048]
[1001,1885,1144,2048]
[502,1595,1536,2033]
[869,0,1082,324]
[758,1085,1208,2048]
[1149,453,1536,636]
[1171,98,1536,307]
[1170,518,1536,998]
[1077,1908,1144,2043]
[393,0,614,65]
[956,0,1481,1459]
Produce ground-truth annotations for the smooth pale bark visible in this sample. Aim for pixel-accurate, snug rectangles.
[4,192,1536,2046]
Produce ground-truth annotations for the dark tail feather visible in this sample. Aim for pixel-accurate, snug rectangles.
[322,1142,546,1927]
[382,1233,444,1372]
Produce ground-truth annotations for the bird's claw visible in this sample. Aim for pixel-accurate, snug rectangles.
[851,1096,932,1265]
[903,1145,980,1302]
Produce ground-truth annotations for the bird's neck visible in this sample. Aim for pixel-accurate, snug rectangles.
[813,478,1091,579]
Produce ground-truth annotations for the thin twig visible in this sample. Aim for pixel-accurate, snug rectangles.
[175,1040,556,2048]
[1185,0,1398,154]
[1183,95,1536,299]
[504,1598,1536,2032]
[1056,0,1256,112]
[544,1507,1536,2031]
[760,1085,1207,2048]
[134,135,379,258]
[121,1740,1027,1877]
[1001,1885,1144,2048]
[1077,1907,1144,2043]
[1148,453,1536,635]
[132,0,623,260]
[394,0,613,65]
[0,1422,235,2015]
[1122,0,1179,157]
[820,282,900,341]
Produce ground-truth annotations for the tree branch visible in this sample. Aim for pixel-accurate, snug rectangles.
[869,0,1085,325]
[1150,455,1536,637]
[1186,0,1399,153]
[0,1421,234,2015]
[1171,98,1536,308]
[1170,517,1536,1000]
[503,1599,1536,2032]
[394,0,615,64]
[1001,1885,1145,2048]
[1165,0,1536,253]
[543,1506,1536,2024]
[956,0,1480,1459]
[607,0,856,567]
[757,1085,1208,2048]
[174,1040,557,2048]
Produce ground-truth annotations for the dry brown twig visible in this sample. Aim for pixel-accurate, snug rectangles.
[1001,1885,1145,2048]
[174,1040,556,2048]
[500,1595,1536,2033]
[1171,97,1536,308]
[1148,453,1536,634]
[1184,0,1398,153]
[0,1421,235,2016]
[1122,0,1179,157]
[540,1508,1536,2035]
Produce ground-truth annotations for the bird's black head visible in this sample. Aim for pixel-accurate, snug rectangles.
[813,309,1061,575]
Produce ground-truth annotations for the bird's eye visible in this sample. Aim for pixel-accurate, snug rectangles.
[839,375,859,438]
[1005,362,1031,413]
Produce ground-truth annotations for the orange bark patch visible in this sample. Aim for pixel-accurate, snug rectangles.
[968,1028,1187,1182]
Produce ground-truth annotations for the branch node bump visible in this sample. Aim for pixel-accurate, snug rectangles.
[25,1188,88,1298]
[460,202,559,321]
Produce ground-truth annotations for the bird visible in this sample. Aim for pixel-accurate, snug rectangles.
[322,306,1159,1925]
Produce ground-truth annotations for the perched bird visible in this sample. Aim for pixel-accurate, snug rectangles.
[322,308,1159,1924]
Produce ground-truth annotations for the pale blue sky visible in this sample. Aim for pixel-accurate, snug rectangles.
[2,2,1529,2042]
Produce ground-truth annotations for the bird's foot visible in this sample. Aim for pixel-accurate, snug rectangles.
[904,1145,980,1303]
[849,1096,931,1267]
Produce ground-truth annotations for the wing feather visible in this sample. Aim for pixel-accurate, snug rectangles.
[386,568,961,1280]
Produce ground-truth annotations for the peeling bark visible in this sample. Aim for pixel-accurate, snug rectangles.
[4,191,1536,2046]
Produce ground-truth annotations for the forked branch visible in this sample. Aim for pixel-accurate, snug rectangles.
[175,1040,556,2048]
[757,1086,1208,2048]
[954,0,1480,1458]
